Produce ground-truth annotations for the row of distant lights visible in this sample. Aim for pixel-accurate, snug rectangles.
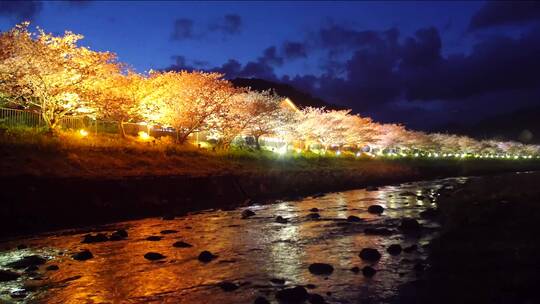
[77,130,539,160]
[278,147,539,160]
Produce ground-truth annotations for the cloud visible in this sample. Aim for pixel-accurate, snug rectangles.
[210,14,242,34]
[469,1,540,30]
[171,18,195,40]
[0,0,42,21]
[282,41,307,59]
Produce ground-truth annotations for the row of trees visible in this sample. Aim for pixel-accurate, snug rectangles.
[0,23,539,157]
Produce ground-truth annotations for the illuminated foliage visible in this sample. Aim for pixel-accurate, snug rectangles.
[0,23,121,131]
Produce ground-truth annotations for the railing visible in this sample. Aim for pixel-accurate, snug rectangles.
[0,107,43,127]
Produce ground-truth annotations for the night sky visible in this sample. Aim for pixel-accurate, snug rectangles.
[1,1,540,130]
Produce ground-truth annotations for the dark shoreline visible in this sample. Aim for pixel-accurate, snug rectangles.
[1,159,540,240]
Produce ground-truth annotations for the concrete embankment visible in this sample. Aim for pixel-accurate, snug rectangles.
[1,160,539,239]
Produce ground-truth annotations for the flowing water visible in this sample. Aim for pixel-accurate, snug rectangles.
[0,177,469,304]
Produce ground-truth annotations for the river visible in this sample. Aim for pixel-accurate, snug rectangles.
[0,176,469,303]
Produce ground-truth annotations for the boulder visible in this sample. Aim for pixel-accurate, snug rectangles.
[387,244,402,255]
[359,248,381,261]
[309,208,320,212]
[254,296,270,304]
[403,244,418,253]
[362,266,377,277]
[0,270,20,282]
[160,230,178,235]
[46,265,59,271]
[82,233,108,244]
[275,216,289,224]
[72,250,93,261]
[144,252,166,261]
[400,218,422,232]
[307,213,321,219]
[110,229,128,240]
[275,286,309,303]
[308,293,327,304]
[7,255,47,269]
[367,205,384,214]
[241,209,256,219]
[198,250,217,263]
[308,263,334,275]
[347,215,362,222]
[218,281,239,292]
[10,290,27,299]
[173,241,193,248]
[364,227,393,235]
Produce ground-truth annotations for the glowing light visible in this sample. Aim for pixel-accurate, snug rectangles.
[78,129,89,137]
[336,150,341,156]
[138,131,151,141]
[356,152,361,157]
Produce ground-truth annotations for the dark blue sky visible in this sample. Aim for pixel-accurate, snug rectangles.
[1,1,540,130]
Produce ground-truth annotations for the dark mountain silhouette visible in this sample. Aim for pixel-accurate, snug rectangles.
[231,78,346,110]
[434,106,540,144]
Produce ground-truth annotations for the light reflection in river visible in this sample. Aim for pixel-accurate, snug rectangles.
[0,177,469,303]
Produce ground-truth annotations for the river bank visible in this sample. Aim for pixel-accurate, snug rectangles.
[2,139,540,238]
[398,171,540,304]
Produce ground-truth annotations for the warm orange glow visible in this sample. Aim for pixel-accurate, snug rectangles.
[78,129,89,137]
[138,131,151,141]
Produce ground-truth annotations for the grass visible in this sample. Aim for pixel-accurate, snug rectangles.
[1,125,539,178]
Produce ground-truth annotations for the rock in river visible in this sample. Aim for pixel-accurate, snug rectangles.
[218,281,239,292]
[7,255,47,269]
[173,241,193,248]
[82,233,108,244]
[359,248,381,261]
[254,296,270,304]
[0,270,21,282]
[110,229,128,240]
[275,286,309,303]
[367,205,384,214]
[308,263,334,275]
[241,209,256,219]
[275,216,288,224]
[387,244,402,255]
[160,229,178,235]
[400,218,422,232]
[146,236,163,241]
[347,215,362,222]
[307,212,321,219]
[72,250,93,261]
[362,266,377,277]
[46,265,59,271]
[198,250,217,263]
[144,252,166,261]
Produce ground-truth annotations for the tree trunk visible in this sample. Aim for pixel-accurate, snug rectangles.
[255,135,261,150]
[119,121,126,138]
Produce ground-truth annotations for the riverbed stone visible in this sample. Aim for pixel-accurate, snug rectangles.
[110,229,128,240]
[46,265,59,271]
[254,296,270,304]
[400,218,422,232]
[0,270,20,281]
[218,281,239,292]
[144,252,165,261]
[7,255,47,269]
[198,250,217,262]
[82,233,109,243]
[10,290,27,299]
[359,248,381,261]
[403,244,418,253]
[275,286,309,303]
[308,263,334,275]
[160,229,178,235]
[307,212,321,219]
[275,216,288,224]
[309,208,320,212]
[364,227,393,235]
[308,293,327,304]
[367,205,384,214]
[387,244,402,255]
[347,215,362,222]
[173,241,193,248]
[241,209,256,219]
[146,236,163,241]
[72,250,93,261]
[362,266,377,277]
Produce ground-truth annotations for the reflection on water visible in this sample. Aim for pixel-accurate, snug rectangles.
[0,177,468,303]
